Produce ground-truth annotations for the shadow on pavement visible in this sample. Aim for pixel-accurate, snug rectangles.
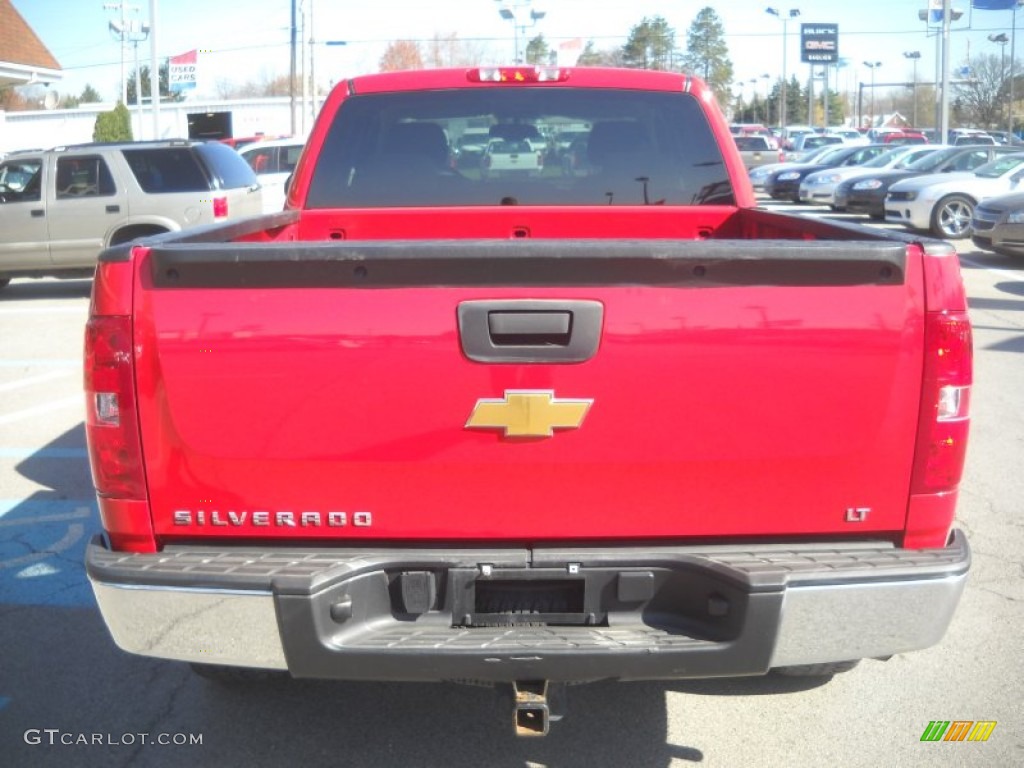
[0,279,93,302]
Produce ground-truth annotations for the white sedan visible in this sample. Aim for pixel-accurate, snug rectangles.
[885,152,1024,238]
[238,136,307,213]
[798,145,942,208]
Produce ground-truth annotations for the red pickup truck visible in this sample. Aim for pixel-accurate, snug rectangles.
[84,67,972,736]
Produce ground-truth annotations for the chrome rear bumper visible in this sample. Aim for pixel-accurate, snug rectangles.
[87,531,970,680]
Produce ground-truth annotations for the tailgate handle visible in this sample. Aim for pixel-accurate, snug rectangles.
[459,300,603,363]
[488,311,571,344]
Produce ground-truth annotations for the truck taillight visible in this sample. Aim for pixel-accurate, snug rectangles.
[910,310,972,495]
[213,195,228,218]
[85,315,148,507]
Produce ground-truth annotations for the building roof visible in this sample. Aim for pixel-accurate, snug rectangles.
[0,0,62,88]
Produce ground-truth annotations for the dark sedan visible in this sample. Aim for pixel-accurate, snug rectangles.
[763,144,887,203]
[971,190,1024,257]
[833,145,1020,219]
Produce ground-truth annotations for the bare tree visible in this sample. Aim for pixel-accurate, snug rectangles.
[576,40,624,67]
[952,53,1005,128]
[215,74,291,99]
[424,33,486,68]
[380,40,424,72]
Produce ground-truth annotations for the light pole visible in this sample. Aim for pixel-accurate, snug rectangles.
[766,7,800,132]
[903,51,921,128]
[496,1,546,65]
[989,34,1009,126]
[1011,1,1024,135]
[761,73,772,126]
[863,61,882,132]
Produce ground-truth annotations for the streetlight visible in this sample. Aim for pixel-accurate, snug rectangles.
[863,61,882,132]
[903,51,921,128]
[496,1,546,64]
[765,7,800,132]
[761,73,772,126]
[989,34,1009,134]
[1013,1,1024,135]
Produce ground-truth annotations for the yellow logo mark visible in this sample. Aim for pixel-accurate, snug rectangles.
[466,390,592,438]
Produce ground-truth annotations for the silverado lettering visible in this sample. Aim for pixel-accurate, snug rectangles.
[172,510,372,527]
[85,66,972,737]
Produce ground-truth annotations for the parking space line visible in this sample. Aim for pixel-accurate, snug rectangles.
[0,498,95,518]
[959,255,1024,282]
[0,307,87,315]
[0,523,85,570]
[0,359,80,368]
[0,509,92,528]
[0,369,76,394]
[0,448,88,459]
[0,396,82,426]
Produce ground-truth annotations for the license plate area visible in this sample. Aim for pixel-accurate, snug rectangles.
[452,569,605,628]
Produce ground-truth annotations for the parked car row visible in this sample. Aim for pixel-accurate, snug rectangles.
[750,138,1024,248]
[763,144,890,203]
[885,152,1024,238]
[799,145,941,208]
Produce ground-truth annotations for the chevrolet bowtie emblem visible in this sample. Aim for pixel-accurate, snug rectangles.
[466,390,592,438]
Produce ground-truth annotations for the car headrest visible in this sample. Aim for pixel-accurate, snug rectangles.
[383,122,450,166]
[587,121,652,166]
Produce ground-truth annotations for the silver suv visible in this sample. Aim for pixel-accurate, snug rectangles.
[0,140,263,289]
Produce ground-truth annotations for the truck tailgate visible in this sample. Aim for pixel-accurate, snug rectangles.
[132,239,924,542]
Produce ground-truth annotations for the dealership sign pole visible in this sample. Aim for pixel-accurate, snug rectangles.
[800,24,838,127]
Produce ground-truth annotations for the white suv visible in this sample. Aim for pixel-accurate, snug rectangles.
[0,140,263,290]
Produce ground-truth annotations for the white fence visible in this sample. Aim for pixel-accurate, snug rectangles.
[0,97,306,153]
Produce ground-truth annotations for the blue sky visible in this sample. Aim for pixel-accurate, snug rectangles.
[12,0,1019,102]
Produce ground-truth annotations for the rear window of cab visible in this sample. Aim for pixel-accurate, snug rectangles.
[307,88,732,208]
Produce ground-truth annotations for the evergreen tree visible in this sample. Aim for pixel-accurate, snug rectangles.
[680,7,733,103]
[93,103,133,142]
[525,35,551,66]
[621,17,675,71]
[126,62,184,104]
[81,84,102,103]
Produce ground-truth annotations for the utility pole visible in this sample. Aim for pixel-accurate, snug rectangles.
[290,0,298,135]
[903,51,920,128]
[104,1,141,105]
[940,0,951,143]
[149,0,159,138]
